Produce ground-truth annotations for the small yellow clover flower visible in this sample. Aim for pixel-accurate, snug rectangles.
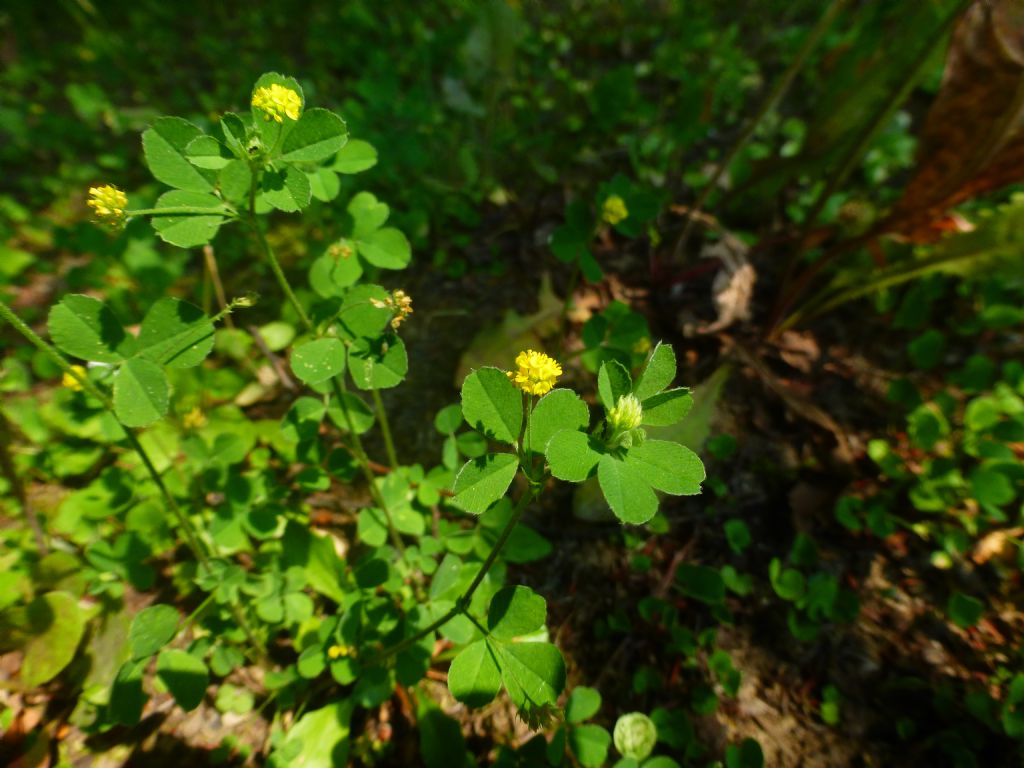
[87,184,128,227]
[62,365,88,392]
[601,194,629,226]
[251,84,302,123]
[508,349,562,396]
[182,406,207,431]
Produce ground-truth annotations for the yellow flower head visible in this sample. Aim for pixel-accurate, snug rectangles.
[252,84,302,123]
[327,644,351,660]
[62,365,87,392]
[87,185,128,227]
[601,194,628,226]
[182,406,207,431]
[508,349,562,396]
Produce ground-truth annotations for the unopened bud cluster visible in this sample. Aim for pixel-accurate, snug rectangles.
[605,394,645,449]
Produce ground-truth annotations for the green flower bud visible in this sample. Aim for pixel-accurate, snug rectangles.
[608,394,643,432]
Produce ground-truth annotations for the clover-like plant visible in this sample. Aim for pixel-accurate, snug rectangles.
[0,73,705,761]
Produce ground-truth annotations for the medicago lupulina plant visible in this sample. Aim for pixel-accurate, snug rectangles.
[0,73,705,758]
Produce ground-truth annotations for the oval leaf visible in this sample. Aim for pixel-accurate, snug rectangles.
[634,342,676,400]
[497,641,566,709]
[136,297,215,368]
[348,335,408,390]
[452,453,518,514]
[449,639,502,708]
[333,139,378,174]
[461,367,522,445]
[48,294,132,363]
[129,604,179,661]
[625,440,705,495]
[281,108,348,163]
[150,190,227,248]
[261,165,312,212]
[114,357,170,428]
[545,429,603,482]
[597,454,658,525]
[156,649,209,711]
[291,337,347,385]
[598,360,632,411]
[526,388,590,453]
[641,388,693,427]
[357,227,411,269]
[142,116,216,191]
[487,586,547,641]
[21,592,85,687]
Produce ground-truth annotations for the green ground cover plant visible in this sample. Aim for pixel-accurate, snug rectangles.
[4,2,1024,766]
[0,74,705,766]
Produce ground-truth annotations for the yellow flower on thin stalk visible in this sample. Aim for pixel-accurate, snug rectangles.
[251,83,302,123]
[62,365,88,392]
[182,406,207,431]
[508,349,562,396]
[601,194,628,226]
[87,184,128,228]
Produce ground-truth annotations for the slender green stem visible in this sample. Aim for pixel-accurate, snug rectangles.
[330,377,406,555]
[371,388,399,469]
[0,298,268,664]
[244,201,405,553]
[178,592,216,638]
[371,484,537,664]
[672,0,849,259]
[250,219,312,329]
